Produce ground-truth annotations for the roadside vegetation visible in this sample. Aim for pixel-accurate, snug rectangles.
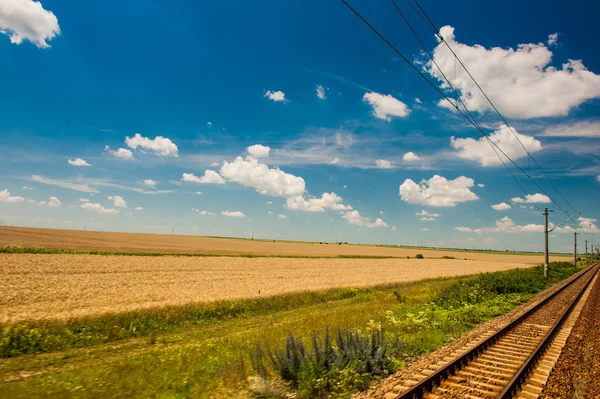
[0,261,589,398]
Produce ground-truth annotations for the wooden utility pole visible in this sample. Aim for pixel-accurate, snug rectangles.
[585,240,588,262]
[573,232,577,266]
[543,208,549,278]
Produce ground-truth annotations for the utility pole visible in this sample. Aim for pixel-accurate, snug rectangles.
[543,208,549,278]
[585,240,588,263]
[573,232,577,266]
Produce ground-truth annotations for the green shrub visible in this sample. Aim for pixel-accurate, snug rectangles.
[441,256,456,259]
[253,327,402,397]
[436,262,579,308]
[415,254,424,259]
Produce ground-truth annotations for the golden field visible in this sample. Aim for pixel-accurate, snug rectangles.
[0,227,570,324]
[0,226,568,263]
[1,254,539,323]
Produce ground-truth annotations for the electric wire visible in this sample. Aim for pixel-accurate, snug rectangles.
[339,0,547,215]
[407,0,581,221]
[338,0,592,228]
[395,0,583,230]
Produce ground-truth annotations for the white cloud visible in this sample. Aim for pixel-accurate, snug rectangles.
[402,152,421,162]
[220,156,305,197]
[125,133,178,157]
[380,211,384,214]
[316,85,326,100]
[266,201,273,205]
[399,175,479,207]
[206,121,212,126]
[27,199,36,204]
[540,120,600,138]
[108,195,127,208]
[142,179,157,188]
[0,189,24,203]
[68,158,91,167]
[211,162,220,167]
[391,226,397,231]
[491,202,511,210]
[265,90,285,102]
[0,0,60,48]
[477,183,485,188]
[286,192,352,212]
[74,178,174,195]
[421,228,429,231]
[363,92,410,121]
[330,157,341,165]
[79,198,90,202]
[105,146,133,160]
[247,144,271,158]
[597,175,600,183]
[278,214,287,219]
[37,200,46,206]
[267,211,274,215]
[221,210,246,218]
[81,202,119,214]
[195,191,203,195]
[451,126,542,167]
[135,206,143,211]
[578,217,600,233]
[547,33,559,46]
[47,196,60,207]
[455,226,472,232]
[375,159,392,169]
[426,25,600,119]
[22,186,33,190]
[416,210,440,221]
[181,170,225,185]
[415,98,422,104]
[511,193,551,204]
[342,210,388,228]
[30,175,98,193]
[472,216,557,234]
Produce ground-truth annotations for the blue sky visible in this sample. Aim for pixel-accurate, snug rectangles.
[1,0,600,252]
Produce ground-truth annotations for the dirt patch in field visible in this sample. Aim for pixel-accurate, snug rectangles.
[0,226,565,264]
[0,254,535,323]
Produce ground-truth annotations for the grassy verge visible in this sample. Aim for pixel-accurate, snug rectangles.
[247,261,584,397]
[0,262,585,398]
[0,285,406,357]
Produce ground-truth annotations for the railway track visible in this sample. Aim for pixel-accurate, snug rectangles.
[394,262,600,399]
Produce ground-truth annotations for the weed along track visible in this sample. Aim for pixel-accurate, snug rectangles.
[390,263,600,399]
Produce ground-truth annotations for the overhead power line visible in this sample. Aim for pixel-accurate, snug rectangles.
[405,0,581,221]
[339,0,584,228]
[405,0,587,236]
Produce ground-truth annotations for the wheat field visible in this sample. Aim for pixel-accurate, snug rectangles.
[0,226,566,263]
[1,253,538,324]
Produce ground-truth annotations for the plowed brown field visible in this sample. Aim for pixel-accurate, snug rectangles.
[2,254,536,323]
[0,227,566,263]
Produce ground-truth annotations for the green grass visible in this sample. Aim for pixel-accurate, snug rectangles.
[0,286,401,358]
[0,262,586,398]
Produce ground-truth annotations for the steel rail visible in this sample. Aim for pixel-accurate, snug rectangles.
[395,262,600,399]
[498,263,599,398]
